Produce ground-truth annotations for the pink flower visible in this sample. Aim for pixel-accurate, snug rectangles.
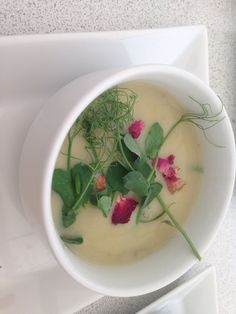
[111,195,138,225]
[157,158,174,177]
[167,154,175,164]
[154,154,185,194]
[128,120,145,139]
[166,177,186,194]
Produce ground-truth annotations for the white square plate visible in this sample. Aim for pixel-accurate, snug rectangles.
[0,26,208,314]
[137,267,218,314]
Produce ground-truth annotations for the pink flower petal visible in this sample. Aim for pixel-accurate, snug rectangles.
[128,120,145,139]
[164,167,177,178]
[166,178,186,194]
[111,195,138,225]
[156,154,185,194]
[167,154,175,165]
[157,158,171,176]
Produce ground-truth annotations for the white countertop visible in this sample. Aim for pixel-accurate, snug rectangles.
[0,1,235,314]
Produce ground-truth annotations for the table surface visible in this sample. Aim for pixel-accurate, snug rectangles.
[0,1,235,314]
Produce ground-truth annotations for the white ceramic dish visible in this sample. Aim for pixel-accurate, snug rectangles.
[19,63,235,297]
[1,26,231,313]
[137,267,218,314]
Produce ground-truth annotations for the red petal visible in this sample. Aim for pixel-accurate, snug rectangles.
[96,175,106,191]
[164,167,177,178]
[157,158,171,176]
[128,120,145,139]
[112,195,138,225]
[167,154,175,164]
[157,154,185,194]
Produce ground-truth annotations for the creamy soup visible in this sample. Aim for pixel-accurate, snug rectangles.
[52,82,202,265]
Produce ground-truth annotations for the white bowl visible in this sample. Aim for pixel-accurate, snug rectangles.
[19,65,236,297]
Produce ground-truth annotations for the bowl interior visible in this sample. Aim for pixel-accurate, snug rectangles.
[46,68,235,296]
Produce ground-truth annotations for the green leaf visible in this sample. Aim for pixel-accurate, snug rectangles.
[71,163,94,208]
[89,194,98,206]
[71,163,92,187]
[118,138,136,167]
[123,171,149,196]
[123,133,142,157]
[106,162,129,195]
[62,207,76,228]
[52,169,75,208]
[134,158,153,179]
[97,196,112,217]
[98,187,114,197]
[61,235,83,244]
[141,182,163,209]
[89,188,114,207]
[136,182,163,223]
[75,175,81,194]
[145,122,164,159]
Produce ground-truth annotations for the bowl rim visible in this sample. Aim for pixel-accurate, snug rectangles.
[42,64,236,296]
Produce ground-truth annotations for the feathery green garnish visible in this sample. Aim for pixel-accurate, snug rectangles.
[161,96,224,149]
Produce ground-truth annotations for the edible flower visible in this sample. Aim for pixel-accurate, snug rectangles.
[155,154,185,194]
[128,120,145,139]
[96,175,106,191]
[165,177,186,194]
[112,195,138,225]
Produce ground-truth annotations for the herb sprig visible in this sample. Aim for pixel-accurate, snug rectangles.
[161,97,224,149]
[52,87,138,227]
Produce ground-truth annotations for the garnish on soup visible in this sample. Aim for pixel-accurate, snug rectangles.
[156,154,186,194]
[51,83,224,263]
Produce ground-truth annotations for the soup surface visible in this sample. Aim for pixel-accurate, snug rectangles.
[52,81,202,264]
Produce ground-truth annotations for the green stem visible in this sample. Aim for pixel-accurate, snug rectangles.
[140,210,165,223]
[147,154,159,183]
[88,142,99,164]
[147,119,183,183]
[136,205,143,223]
[72,162,100,212]
[67,135,73,171]
[61,151,89,164]
[117,128,134,171]
[119,139,134,170]
[157,195,201,261]
[161,119,182,149]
